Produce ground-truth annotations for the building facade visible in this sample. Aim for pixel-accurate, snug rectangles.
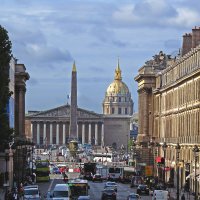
[25,62,133,150]
[135,27,200,195]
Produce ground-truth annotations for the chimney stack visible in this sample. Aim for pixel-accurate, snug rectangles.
[182,33,192,56]
[192,26,200,48]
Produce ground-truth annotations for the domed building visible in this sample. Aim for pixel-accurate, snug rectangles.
[103,61,133,115]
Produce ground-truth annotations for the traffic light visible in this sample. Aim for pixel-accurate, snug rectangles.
[160,157,165,164]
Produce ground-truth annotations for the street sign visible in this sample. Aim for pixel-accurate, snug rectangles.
[145,166,153,176]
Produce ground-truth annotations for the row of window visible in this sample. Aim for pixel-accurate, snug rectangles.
[105,107,129,115]
[106,96,132,102]
[154,109,200,139]
[154,78,200,112]
[160,47,200,87]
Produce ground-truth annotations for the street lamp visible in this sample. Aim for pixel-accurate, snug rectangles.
[193,145,199,200]
[176,143,181,200]
[162,142,167,187]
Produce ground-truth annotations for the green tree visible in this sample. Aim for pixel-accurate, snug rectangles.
[0,25,13,149]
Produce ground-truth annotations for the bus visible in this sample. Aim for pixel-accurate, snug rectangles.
[93,153,113,163]
[35,160,50,182]
[107,166,123,181]
[68,179,90,200]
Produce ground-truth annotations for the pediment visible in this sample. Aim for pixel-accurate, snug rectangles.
[27,104,102,119]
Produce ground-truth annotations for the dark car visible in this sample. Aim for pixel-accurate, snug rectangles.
[93,174,103,182]
[104,182,118,192]
[101,189,117,200]
[136,184,149,195]
[52,167,61,174]
[127,193,141,199]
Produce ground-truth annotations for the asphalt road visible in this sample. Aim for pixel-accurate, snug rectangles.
[37,173,152,200]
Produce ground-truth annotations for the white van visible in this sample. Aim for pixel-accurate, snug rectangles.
[23,185,41,199]
[152,190,169,200]
[52,184,69,200]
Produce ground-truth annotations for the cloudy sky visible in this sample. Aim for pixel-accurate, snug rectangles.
[1,0,200,113]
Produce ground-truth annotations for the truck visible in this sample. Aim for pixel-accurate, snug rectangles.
[83,163,96,180]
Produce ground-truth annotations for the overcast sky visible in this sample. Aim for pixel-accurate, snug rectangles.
[1,0,200,113]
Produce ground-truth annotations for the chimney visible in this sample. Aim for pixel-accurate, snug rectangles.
[182,33,192,56]
[192,26,200,48]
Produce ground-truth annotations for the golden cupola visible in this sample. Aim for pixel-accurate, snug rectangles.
[103,59,133,115]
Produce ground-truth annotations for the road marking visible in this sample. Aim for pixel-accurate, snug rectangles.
[48,178,54,191]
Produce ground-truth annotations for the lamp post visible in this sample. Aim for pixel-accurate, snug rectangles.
[176,143,181,200]
[162,142,167,187]
[193,145,199,200]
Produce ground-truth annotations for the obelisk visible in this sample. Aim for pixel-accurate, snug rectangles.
[69,61,78,157]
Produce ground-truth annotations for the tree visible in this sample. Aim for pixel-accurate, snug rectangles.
[0,25,13,149]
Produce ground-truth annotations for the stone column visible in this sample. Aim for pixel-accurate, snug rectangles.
[77,124,79,139]
[101,123,104,147]
[50,123,53,144]
[43,123,46,145]
[82,124,85,144]
[31,123,33,142]
[88,123,91,144]
[63,124,66,145]
[18,88,25,136]
[56,124,59,145]
[37,123,40,145]
[95,123,98,145]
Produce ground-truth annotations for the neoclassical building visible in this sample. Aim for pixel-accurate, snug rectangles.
[26,62,133,150]
[135,27,200,195]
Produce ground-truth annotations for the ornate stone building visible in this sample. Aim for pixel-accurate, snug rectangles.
[26,62,133,150]
[103,60,133,115]
[135,27,200,195]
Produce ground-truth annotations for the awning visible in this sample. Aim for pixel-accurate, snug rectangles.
[156,157,162,163]
[186,170,200,180]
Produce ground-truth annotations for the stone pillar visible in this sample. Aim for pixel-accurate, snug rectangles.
[63,124,66,145]
[101,123,104,147]
[50,124,53,144]
[77,124,79,139]
[88,123,91,144]
[37,123,40,145]
[95,123,98,145]
[56,124,59,145]
[43,123,46,145]
[82,124,85,144]
[18,88,25,136]
[8,150,14,189]
[31,123,33,142]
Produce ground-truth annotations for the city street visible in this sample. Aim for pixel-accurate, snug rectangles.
[37,173,152,200]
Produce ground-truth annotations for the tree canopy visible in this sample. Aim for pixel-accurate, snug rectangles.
[0,25,13,149]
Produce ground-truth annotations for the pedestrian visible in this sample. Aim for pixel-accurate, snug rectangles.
[181,193,185,200]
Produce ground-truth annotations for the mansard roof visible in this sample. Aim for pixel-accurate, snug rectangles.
[26,104,103,119]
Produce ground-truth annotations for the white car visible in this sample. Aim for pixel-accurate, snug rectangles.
[104,182,118,192]
[41,151,48,155]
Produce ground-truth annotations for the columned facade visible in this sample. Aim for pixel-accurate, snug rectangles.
[135,28,200,195]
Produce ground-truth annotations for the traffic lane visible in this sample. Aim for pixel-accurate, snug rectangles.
[37,173,77,199]
[88,181,151,200]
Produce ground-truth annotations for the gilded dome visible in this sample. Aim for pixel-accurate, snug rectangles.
[106,80,129,95]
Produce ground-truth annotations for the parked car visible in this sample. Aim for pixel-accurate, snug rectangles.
[52,167,61,174]
[136,184,149,195]
[77,196,90,200]
[93,174,103,182]
[101,189,117,200]
[104,182,118,192]
[41,151,48,155]
[127,192,141,199]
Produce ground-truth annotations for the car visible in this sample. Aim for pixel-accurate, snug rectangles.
[41,151,48,155]
[127,192,141,199]
[101,188,117,200]
[23,186,41,200]
[52,167,61,174]
[136,184,150,195]
[77,196,90,200]
[51,184,69,200]
[104,182,118,192]
[93,174,103,182]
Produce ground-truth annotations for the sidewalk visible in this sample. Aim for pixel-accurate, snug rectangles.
[168,187,195,200]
